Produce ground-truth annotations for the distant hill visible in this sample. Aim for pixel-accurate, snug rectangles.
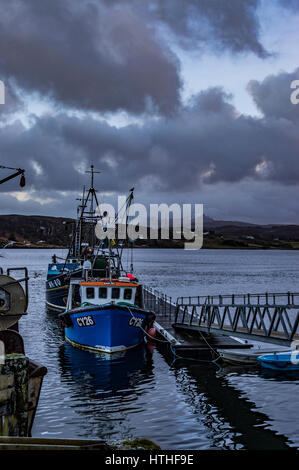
[1,213,299,249]
[203,215,258,228]
[203,216,299,241]
[0,214,74,247]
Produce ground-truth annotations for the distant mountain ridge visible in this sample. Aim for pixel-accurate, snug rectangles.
[203,215,258,228]
[202,215,299,240]
[0,214,74,246]
[0,213,299,247]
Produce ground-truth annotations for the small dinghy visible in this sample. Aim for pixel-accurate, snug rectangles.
[218,342,292,366]
[218,348,266,365]
[257,351,299,371]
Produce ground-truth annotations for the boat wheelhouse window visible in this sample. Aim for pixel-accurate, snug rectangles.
[124,288,132,300]
[99,287,107,299]
[86,287,95,299]
[111,287,120,299]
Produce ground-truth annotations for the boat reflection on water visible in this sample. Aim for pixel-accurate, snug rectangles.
[58,341,155,398]
[258,366,299,382]
[216,363,260,379]
[55,342,156,440]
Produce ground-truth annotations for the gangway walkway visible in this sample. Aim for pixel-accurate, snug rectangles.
[143,287,253,359]
[174,292,299,346]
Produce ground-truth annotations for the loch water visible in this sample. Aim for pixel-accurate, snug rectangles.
[1,248,299,450]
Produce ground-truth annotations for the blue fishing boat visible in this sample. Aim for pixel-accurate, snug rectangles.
[257,351,299,371]
[56,171,153,353]
[59,277,155,353]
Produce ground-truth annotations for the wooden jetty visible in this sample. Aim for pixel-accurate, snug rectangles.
[143,288,252,360]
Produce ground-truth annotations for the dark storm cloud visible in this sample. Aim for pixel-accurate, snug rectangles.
[1,82,298,197]
[0,0,181,115]
[0,0,277,117]
[248,68,299,122]
[2,181,299,225]
[104,0,269,57]
[0,80,22,116]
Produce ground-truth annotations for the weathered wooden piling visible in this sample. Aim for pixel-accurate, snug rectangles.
[0,354,29,436]
[0,330,47,437]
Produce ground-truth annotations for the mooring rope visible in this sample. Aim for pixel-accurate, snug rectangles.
[169,342,222,368]
[126,305,170,344]
[125,305,222,367]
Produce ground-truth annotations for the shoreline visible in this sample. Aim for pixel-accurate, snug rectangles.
[1,244,299,251]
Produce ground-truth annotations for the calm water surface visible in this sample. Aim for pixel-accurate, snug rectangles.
[1,248,299,450]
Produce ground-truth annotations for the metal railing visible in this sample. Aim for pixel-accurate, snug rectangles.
[177,292,299,307]
[174,292,299,346]
[143,286,175,317]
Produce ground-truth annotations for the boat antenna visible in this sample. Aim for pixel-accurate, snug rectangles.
[85,164,101,216]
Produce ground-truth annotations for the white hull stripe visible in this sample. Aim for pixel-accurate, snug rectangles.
[65,336,143,354]
[45,301,65,312]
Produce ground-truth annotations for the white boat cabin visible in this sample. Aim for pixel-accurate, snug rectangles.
[66,277,141,311]
[80,277,139,307]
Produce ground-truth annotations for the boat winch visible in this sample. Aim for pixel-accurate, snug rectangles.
[0,268,29,330]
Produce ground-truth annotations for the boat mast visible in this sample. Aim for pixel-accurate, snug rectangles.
[65,166,101,262]
[114,188,134,273]
[92,187,135,277]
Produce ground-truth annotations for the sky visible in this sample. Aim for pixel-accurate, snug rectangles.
[0,0,299,225]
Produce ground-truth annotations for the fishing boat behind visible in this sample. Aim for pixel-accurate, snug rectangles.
[46,166,122,312]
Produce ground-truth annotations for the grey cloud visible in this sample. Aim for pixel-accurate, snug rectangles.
[2,178,299,226]
[0,0,275,118]
[0,0,181,115]
[155,0,269,57]
[0,80,23,116]
[185,88,236,117]
[0,190,79,218]
[198,180,299,225]
[248,68,299,122]
[277,0,299,11]
[0,85,298,197]
[104,0,269,57]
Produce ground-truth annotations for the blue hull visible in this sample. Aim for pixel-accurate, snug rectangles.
[258,352,299,371]
[46,264,81,312]
[63,304,150,353]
